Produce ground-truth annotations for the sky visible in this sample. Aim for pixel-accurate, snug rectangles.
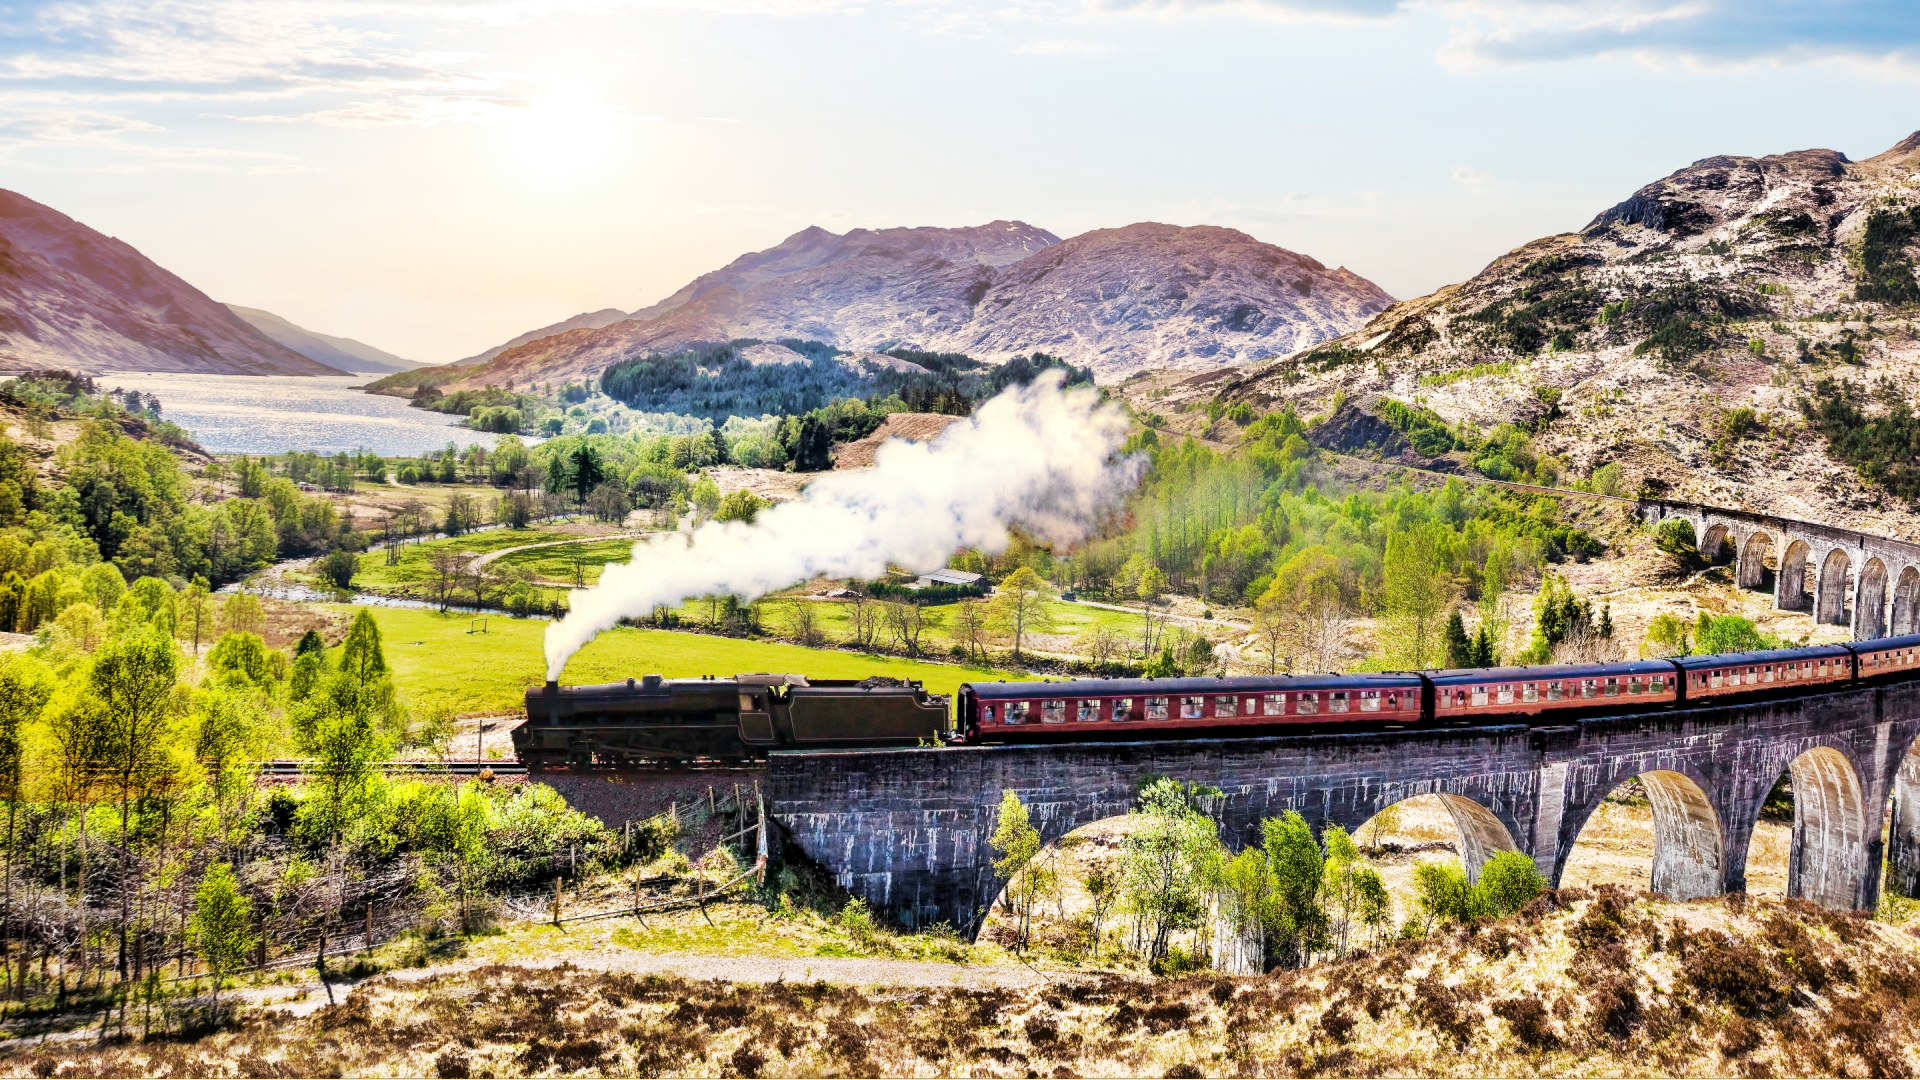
[1,0,1917,364]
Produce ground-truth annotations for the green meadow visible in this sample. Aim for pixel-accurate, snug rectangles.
[348,604,1006,715]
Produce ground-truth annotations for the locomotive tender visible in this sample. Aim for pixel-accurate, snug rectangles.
[517,636,1920,769]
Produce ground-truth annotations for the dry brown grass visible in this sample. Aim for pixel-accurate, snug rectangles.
[11,890,1919,1078]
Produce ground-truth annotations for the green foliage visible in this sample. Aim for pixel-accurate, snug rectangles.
[1694,613,1774,655]
[1455,260,1600,354]
[1655,517,1702,563]
[1263,811,1328,968]
[189,862,256,994]
[1855,205,1920,305]
[1120,778,1222,962]
[1409,851,1545,934]
[1521,573,1609,662]
[1378,399,1459,456]
[989,790,1045,950]
[1799,377,1920,499]
[316,548,359,590]
[715,489,770,524]
[207,632,275,687]
[1624,282,1766,365]
[1642,612,1692,658]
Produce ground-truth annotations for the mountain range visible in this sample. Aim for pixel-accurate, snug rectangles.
[0,189,344,377]
[409,219,1392,392]
[225,305,423,375]
[1137,130,1920,537]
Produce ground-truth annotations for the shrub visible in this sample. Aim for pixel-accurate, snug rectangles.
[316,548,359,590]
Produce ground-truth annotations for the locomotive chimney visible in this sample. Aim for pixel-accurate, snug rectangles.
[544,679,559,694]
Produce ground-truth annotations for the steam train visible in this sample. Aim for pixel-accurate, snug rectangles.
[515,636,1920,769]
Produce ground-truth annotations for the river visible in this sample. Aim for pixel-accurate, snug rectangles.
[101,371,505,456]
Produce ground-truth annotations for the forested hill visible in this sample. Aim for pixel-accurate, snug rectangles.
[1131,130,1920,540]
[404,220,1389,393]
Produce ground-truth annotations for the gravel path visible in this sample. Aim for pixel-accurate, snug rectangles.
[238,950,1061,1019]
[469,532,641,570]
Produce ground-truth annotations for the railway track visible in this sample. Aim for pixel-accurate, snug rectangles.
[257,759,528,777]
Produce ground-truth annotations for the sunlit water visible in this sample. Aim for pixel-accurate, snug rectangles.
[101,372,503,455]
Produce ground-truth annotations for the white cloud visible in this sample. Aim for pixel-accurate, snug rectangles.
[1452,163,1492,185]
[1013,38,1111,55]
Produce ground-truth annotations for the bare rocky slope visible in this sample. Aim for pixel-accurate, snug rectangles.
[431,220,1390,391]
[0,189,344,376]
[1136,131,1920,539]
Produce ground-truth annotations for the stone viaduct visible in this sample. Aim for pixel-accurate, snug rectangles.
[1639,499,1920,641]
[759,499,1920,938]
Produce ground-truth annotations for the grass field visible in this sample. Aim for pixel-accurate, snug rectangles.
[348,605,1007,715]
[344,526,599,592]
[491,537,641,586]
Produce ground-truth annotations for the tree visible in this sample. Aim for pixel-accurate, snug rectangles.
[783,600,822,647]
[1084,865,1118,958]
[220,591,264,637]
[292,673,390,1004]
[0,655,52,995]
[988,790,1042,950]
[883,601,940,658]
[427,548,466,612]
[89,627,182,985]
[1641,612,1692,657]
[569,445,604,506]
[989,567,1057,663]
[179,577,212,656]
[194,686,258,853]
[317,548,358,590]
[1262,811,1327,968]
[1252,600,1290,674]
[949,598,991,662]
[1444,609,1473,668]
[1379,527,1453,669]
[1075,625,1126,669]
[207,631,273,686]
[338,608,388,689]
[1135,561,1168,657]
[715,489,769,524]
[845,587,881,650]
[188,863,255,1006]
[1121,779,1220,963]
[1215,847,1275,974]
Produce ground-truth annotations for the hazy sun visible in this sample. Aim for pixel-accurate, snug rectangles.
[501,86,623,184]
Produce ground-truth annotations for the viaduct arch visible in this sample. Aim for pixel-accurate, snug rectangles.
[1641,500,1920,642]
[770,682,1920,934]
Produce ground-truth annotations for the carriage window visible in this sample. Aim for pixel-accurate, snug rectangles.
[1523,683,1539,703]
[1452,689,1468,708]
[1581,679,1598,699]
[984,705,996,722]
[1496,684,1514,705]
[1818,659,1829,676]
[1077,699,1100,722]
[1359,690,1382,712]
[1651,675,1666,693]
[1628,676,1643,694]
[1385,691,1401,711]
[1472,686,1489,707]
[1547,681,1564,701]
[1042,700,1066,724]
[1710,671,1724,688]
[1297,693,1318,714]
[1604,678,1621,697]
[1180,696,1205,719]
[1263,694,1285,716]
[1005,702,1029,724]
[1113,698,1134,721]
[1216,696,1239,717]
[1763,665,1774,683]
[1146,697,1169,720]
[1329,692,1349,713]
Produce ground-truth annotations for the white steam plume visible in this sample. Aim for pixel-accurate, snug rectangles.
[544,373,1136,680]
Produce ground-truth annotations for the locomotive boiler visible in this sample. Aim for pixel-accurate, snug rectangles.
[515,673,951,770]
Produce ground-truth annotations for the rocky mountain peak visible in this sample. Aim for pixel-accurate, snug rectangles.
[1133,130,1920,537]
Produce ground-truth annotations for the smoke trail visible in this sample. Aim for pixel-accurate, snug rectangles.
[544,373,1136,679]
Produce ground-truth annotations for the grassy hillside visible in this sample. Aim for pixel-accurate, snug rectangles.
[356,605,1005,714]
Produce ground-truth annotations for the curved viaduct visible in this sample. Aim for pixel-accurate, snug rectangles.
[763,499,1920,936]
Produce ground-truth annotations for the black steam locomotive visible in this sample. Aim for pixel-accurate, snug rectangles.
[518,634,1920,770]
[515,673,951,769]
